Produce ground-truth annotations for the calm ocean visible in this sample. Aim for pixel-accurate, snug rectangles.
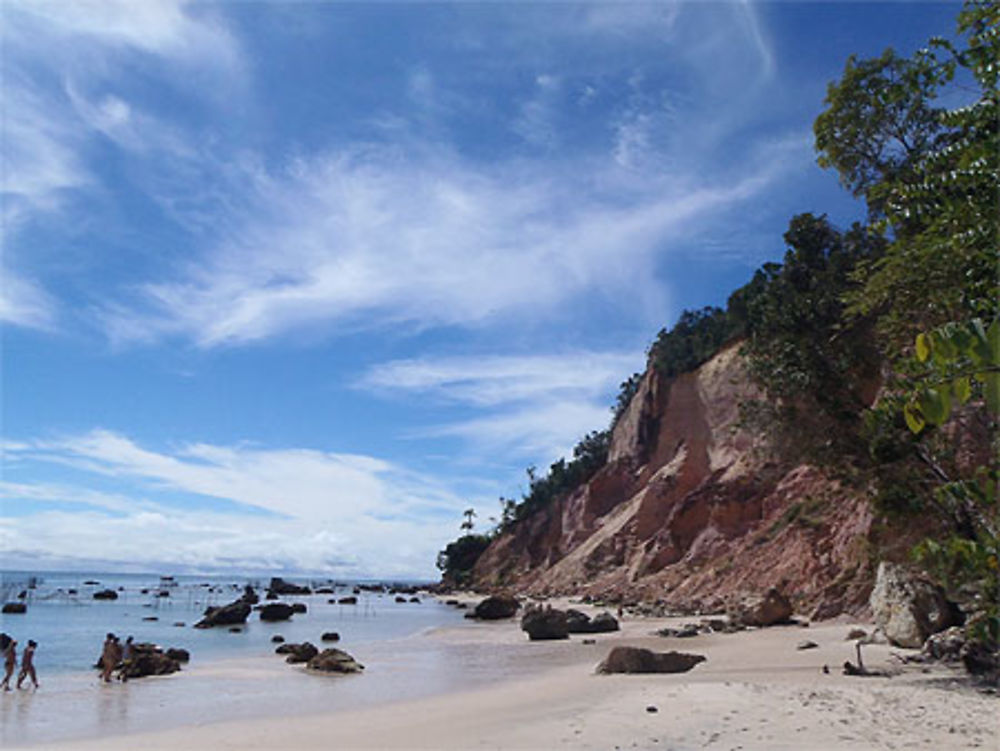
[0,570,457,676]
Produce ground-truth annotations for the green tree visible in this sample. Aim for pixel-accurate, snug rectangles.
[460,507,477,533]
[731,214,883,465]
[816,1,999,354]
[901,318,999,666]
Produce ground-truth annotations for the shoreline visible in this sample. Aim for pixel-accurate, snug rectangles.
[7,601,997,750]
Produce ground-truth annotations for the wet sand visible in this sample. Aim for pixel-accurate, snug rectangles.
[7,602,997,750]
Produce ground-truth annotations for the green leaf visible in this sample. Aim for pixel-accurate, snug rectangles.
[984,372,1000,414]
[915,332,931,362]
[918,387,951,425]
[903,403,926,433]
[987,318,1000,364]
[952,376,972,404]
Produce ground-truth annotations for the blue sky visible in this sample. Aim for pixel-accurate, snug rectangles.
[1,1,957,577]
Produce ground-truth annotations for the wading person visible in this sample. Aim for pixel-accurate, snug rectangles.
[17,640,38,689]
[1,639,17,691]
[100,634,119,683]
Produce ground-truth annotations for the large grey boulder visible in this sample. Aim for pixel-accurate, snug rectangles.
[870,562,959,648]
[589,612,620,633]
[520,606,569,640]
[307,648,364,673]
[727,588,792,627]
[596,647,705,674]
[469,594,520,620]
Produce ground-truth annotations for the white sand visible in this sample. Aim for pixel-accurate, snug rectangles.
[16,608,1000,750]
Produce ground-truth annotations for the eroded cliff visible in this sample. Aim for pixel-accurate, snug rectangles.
[471,343,876,618]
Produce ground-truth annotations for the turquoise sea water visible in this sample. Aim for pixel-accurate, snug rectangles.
[0,570,602,748]
[0,570,454,676]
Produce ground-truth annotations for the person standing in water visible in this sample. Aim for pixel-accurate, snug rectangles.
[118,636,133,682]
[100,634,119,683]
[1,638,17,691]
[16,640,38,689]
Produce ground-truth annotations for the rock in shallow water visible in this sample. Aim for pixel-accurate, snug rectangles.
[307,648,364,673]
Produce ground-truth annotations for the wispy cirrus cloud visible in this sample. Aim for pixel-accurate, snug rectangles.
[1,0,243,330]
[361,350,641,463]
[97,146,782,348]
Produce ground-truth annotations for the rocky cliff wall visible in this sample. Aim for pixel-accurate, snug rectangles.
[471,342,876,619]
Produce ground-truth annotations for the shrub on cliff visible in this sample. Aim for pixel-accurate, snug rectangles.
[436,534,492,587]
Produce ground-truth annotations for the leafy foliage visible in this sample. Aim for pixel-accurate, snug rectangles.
[509,430,611,526]
[435,533,493,586]
[648,307,737,379]
[611,372,642,427]
[903,319,999,653]
[819,2,999,353]
[730,214,884,465]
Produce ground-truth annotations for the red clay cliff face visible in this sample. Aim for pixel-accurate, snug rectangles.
[471,343,875,619]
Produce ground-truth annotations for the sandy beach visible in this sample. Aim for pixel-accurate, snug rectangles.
[9,600,996,751]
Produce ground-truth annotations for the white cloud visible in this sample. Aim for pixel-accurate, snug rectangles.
[4,0,241,73]
[361,350,641,464]
[97,145,779,348]
[0,272,58,330]
[2,431,468,577]
[362,351,638,407]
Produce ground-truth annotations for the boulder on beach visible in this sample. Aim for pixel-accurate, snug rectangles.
[338,596,358,605]
[2,603,27,614]
[596,646,706,674]
[194,599,251,629]
[272,635,286,643]
[565,609,591,633]
[469,594,520,620]
[521,606,569,640]
[307,648,364,673]
[241,585,259,605]
[291,602,307,614]
[870,562,961,648]
[120,643,182,679]
[726,588,792,627]
[321,632,340,642]
[284,642,319,664]
[589,612,620,633]
[93,589,119,601]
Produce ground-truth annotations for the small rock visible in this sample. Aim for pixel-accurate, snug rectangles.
[797,640,819,650]
[646,705,658,713]
[272,635,285,643]
[321,632,340,642]
[846,628,867,640]
[228,626,242,633]
[1,603,27,614]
